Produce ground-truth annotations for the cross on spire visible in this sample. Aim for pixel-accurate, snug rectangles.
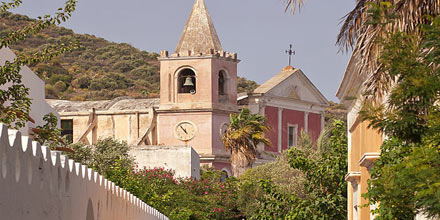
[285,44,295,67]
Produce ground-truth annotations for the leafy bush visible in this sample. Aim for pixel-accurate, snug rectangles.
[66,140,241,219]
[106,165,241,220]
[45,84,58,99]
[54,81,67,92]
[237,77,258,94]
[49,73,72,85]
[65,138,134,175]
[89,73,133,91]
[73,76,91,89]
[237,152,303,217]
[250,120,348,219]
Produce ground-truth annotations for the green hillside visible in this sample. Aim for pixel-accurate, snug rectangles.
[0,12,258,101]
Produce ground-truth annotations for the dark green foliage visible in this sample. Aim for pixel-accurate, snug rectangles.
[0,12,160,100]
[89,73,133,91]
[32,113,63,150]
[53,81,67,92]
[361,14,440,219]
[49,73,72,85]
[73,75,91,89]
[250,120,348,219]
[0,0,77,132]
[289,120,347,219]
[67,140,242,220]
[325,101,347,124]
[237,151,304,217]
[237,77,258,94]
[65,138,134,175]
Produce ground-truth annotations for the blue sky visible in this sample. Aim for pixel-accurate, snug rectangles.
[12,0,355,102]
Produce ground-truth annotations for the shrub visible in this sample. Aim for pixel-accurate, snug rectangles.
[45,84,58,99]
[65,138,134,175]
[73,76,91,89]
[89,73,133,90]
[237,151,304,217]
[49,73,72,85]
[54,81,67,92]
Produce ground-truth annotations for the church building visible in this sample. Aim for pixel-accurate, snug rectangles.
[48,0,328,175]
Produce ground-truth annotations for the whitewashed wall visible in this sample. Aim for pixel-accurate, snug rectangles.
[0,123,169,220]
[0,47,60,135]
[130,145,200,179]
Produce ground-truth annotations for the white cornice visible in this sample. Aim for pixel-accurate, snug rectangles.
[359,152,381,169]
[345,171,361,185]
[336,53,365,108]
[250,95,326,114]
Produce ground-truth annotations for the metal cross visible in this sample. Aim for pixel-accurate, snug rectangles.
[285,44,296,66]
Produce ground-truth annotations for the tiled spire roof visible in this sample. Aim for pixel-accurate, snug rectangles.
[175,0,222,55]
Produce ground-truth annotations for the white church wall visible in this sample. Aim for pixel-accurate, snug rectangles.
[0,47,60,136]
[0,123,168,220]
[130,145,200,179]
[266,71,326,106]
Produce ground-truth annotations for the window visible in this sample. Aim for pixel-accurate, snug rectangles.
[178,68,196,94]
[218,70,226,95]
[61,119,73,144]
[353,184,359,220]
[221,170,229,182]
[288,124,298,147]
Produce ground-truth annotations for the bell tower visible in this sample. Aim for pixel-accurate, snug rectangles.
[157,0,239,170]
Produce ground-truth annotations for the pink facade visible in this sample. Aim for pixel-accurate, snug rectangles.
[263,106,323,153]
[308,113,322,144]
[264,106,279,152]
[281,109,305,151]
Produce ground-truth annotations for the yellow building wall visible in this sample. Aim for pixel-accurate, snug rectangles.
[348,120,382,220]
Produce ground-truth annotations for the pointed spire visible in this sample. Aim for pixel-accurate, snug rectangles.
[175,0,222,55]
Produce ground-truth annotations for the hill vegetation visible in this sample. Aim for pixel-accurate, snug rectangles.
[0,12,258,101]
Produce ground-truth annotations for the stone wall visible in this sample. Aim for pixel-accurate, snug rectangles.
[130,145,200,179]
[0,123,168,220]
[61,110,155,146]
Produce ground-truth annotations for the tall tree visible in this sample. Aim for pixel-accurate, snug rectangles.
[251,120,348,219]
[360,13,440,219]
[285,0,440,101]
[0,0,78,130]
[222,108,270,177]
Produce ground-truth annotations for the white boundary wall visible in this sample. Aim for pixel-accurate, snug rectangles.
[0,123,169,220]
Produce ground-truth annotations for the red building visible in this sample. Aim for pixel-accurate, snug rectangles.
[239,66,328,163]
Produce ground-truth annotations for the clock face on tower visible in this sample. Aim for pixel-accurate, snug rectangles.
[174,121,197,141]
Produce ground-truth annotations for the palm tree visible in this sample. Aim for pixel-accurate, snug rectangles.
[284,0,440,100]
[222,108,271,177]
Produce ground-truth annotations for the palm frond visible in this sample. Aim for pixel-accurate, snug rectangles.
[337,0,440,101]
[284,0,304,14]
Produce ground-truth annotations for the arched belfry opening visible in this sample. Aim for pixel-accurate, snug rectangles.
[178,68,196,94]
[218,70,226,96]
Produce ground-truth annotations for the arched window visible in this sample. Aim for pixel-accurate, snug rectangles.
[218,70,226,96]
[178,68,196,94]
[221,170,229,182]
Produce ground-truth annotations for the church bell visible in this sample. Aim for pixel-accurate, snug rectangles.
[183,76,194,87]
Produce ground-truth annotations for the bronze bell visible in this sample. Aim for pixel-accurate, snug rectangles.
[183,76,194,87]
